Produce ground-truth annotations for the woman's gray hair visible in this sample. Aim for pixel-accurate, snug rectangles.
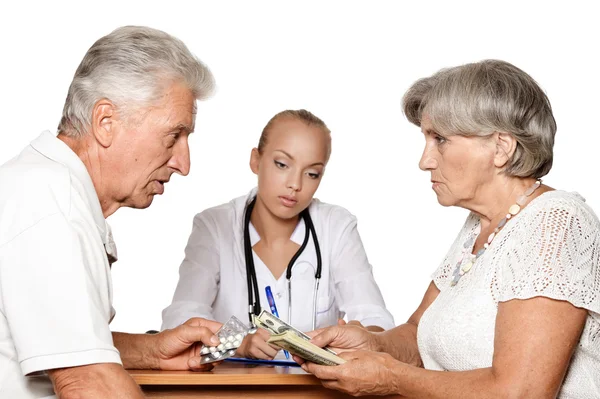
[58,26,215,137]
[402,59,556,178]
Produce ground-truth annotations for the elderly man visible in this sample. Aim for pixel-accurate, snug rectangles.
[0,26,221,398]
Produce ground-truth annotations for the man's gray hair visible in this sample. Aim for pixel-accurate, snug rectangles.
[403,59,556,178]
[58,26,215,137]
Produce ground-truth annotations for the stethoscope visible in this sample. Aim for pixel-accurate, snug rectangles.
[243,196,322,330]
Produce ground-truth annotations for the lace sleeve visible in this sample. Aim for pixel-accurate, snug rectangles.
[497,197,600,314]
[432,213,480,290]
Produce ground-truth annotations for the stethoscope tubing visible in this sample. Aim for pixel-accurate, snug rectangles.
[244,196,322,329]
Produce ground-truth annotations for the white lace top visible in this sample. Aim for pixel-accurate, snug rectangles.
[417,191,600,398]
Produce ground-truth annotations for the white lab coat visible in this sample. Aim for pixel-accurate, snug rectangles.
[161,189,395,333]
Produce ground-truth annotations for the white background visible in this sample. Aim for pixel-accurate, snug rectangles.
[1,1,598,333]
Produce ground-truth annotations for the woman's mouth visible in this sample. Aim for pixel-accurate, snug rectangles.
[279,195,298,208]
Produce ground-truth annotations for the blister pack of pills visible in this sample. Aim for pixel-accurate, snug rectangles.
[198,315,252,364]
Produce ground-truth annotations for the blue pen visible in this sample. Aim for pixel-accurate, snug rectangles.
[265,286,290,359]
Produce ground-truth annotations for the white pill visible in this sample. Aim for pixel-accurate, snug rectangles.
[211,351,221,359]
[233,340,241,347]
[220,337,227,344]
[217,344,224,351]
[209,346,217,353]
[204,356,211,362]
[228,350,235,355]
[235,333,243,340]
[200,347,210,355]
[227,335,235,342]
[225,342,233,349]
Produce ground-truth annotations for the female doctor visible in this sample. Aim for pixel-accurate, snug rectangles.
[161,109,394,359]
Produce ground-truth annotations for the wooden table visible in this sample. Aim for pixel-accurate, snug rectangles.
[129,362,393,398]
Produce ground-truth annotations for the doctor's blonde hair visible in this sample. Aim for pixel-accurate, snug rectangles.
[258,110,332,160]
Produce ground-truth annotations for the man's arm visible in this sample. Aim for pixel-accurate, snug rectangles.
[113,317,222,371]
[48,363,143,399]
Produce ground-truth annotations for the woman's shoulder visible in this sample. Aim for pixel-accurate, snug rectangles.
[309,198,357,224]
[524,190,600,227]
[192,194,248,228]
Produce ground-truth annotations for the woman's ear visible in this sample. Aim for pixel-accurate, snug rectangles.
[249,148,261,175]
[494,132,517,169]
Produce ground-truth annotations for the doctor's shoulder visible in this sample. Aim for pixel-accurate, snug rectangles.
[189,195,246,242]
[308,198,359,235]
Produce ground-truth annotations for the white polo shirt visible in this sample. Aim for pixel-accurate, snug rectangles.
[0,131,122,398]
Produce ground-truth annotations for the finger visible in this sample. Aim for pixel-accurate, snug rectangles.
[305,327,325,338]
[188,357,217,371]
[346,320,363,327]
[249,340,279,359]
[179,324,220,347]
[293,355,305,365]
[256,328,272,340]
[337,319,347,326]
[309,326,341,348]
[304,362,338,380]
[183,317,223,333]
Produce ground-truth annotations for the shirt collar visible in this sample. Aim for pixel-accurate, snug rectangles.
[29,131,117,260]
[248,216,307,247]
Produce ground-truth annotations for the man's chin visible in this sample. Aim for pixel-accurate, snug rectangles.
[130,195,155,210]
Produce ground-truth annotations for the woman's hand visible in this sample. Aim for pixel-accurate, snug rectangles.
[234,327,280,359]
[302,350,403,397]
[303,324,380,358]
[337,319,365,328]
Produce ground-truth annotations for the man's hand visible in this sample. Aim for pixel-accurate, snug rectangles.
[235,328,280,359]
[153,317,222,371]
[302,350,403,397]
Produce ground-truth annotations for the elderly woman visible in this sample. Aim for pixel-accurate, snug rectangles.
[300,60,600,398]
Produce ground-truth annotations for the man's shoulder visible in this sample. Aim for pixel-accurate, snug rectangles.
[0,148,73,244]
[1,143,71,184]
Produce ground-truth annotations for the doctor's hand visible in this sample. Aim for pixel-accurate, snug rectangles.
[235,327,280,360]
[153,317,223,371]
[301,350,403,397]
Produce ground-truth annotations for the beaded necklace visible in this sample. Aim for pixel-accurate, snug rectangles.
[450,179,542,287]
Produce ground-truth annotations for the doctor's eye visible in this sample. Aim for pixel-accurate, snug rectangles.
[274,160,288,169]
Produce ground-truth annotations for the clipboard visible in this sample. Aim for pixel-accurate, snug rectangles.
[223,357,300,367]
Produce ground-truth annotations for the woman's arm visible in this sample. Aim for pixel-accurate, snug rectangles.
[312,281,439,367]
[375,281,439,366]
[305,295,587,398]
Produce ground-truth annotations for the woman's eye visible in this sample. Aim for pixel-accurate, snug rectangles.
[433,134,446,144]
[307,172,320,179]
[274,160,287,169]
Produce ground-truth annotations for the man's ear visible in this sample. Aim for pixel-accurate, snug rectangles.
[494,132,517,169]
[91,99,117,148]
[249,148,261,175]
